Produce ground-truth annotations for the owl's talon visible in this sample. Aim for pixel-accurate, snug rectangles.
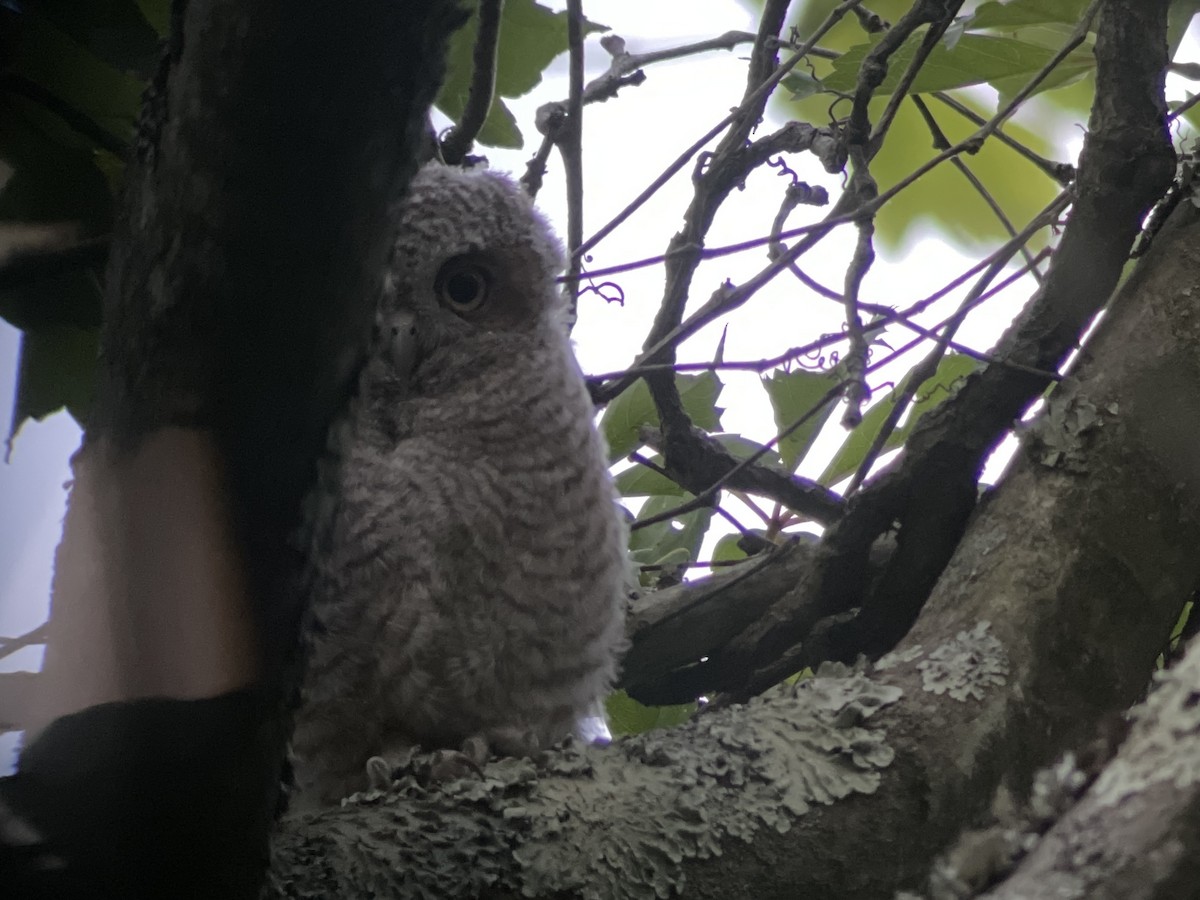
[365,755,394,791]
[461,735,490,767]
[423,749,484,784]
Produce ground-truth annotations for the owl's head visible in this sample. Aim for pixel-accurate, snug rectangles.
[378,164,567,383]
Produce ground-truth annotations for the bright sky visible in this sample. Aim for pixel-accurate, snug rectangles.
[2,0,1196,770]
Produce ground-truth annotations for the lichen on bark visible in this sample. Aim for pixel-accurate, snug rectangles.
[269,666,902,900]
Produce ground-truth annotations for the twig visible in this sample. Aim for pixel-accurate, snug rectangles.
[841,209,876,428]
[932,91,1075,184]
[0,622,48,662]
[630,381,847,532]
[584,30,758,102]
[521,29,750,196]
[575,0,864,260]
[0,235,109,291]
[4,73,130,157]
[589,208,1056,399]
[562,0,585,327]
[440,0,504,165]
[628,451,756,540]
[911,95,1044,283]
[1167,89,1200,123]
[843,239,1013,495]
[597,70,1083,401]
[865,2,965,158]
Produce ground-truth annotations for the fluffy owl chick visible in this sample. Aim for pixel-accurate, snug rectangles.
[289,163,628,808]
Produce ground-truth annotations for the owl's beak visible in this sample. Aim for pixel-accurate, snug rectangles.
[384,309,420,381]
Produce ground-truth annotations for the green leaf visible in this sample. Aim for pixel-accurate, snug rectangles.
[613,456,685,497]
[1169,0,1200,56]
[712,532,754,564]
[762,367,842,471]
[788,0,919,54]
[35,0,161,77]
[820,352,981,486]
[10,325,98,440]
[868,96,1061,253]
[711,433,787,473]
[599,371,724,463]
[783,71,824,101]
[8,13,144,149]
[628,495,713,569]
[967,0,1090,30]
[605,690,696,736]
[824,32,1094,98]
[134,0,172,38]
[436,0,607,149]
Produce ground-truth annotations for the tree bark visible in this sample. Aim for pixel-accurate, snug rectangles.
[1,3,462,898]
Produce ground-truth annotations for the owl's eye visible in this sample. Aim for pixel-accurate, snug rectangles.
[436,261,490,314]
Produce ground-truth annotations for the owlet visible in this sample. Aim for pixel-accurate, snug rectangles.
[289,163,628,808]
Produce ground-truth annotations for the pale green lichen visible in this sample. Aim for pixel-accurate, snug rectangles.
[517,668,902,900]
[876,644,925,670]
[1021,389,1105,473]
[917,621,1009,701]
[1090,645,1200,808]
[270,668,904,900]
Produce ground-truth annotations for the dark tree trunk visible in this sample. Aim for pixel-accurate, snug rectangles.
[2,3,462,897]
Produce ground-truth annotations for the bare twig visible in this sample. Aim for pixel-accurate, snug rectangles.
[440,0,504,165]
[866,3,965,158]
[575,0,864,260]
[521,29,750,196]
[562,0,585,327]
[843,239,1013,494]
[630,380,847,532]
[0,235,109,292]
[0,622,48,662]
[584,30,757,102]
[911,95,1045,283]
[932,91,1075,184]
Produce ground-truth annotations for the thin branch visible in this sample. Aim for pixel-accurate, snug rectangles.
[932,91,1075,184]
[589,209,1057,399]
[0,235,109,291]
[595,128,1072,405]
[562,0,585,327]
[0,622,48,662]
[521,29,751,196]
[843,233,1018,495]
[575,0,864,260]
[992,0,1101,131]
[865,2,965,158]
[842,0,961,155]
[440,0,504,165]
[4,73,130,157]
[585,30,758,100]
[630,381,847,532]
[1167,88,1200,123]
[840,211,875,428]
[911,94,1045,283]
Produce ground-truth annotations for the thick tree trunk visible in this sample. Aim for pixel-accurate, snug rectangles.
[1,3,461,897]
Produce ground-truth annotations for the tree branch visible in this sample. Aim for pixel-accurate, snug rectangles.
[440,0,504,165]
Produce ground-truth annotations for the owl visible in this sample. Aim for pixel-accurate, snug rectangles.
[289,162,628,809]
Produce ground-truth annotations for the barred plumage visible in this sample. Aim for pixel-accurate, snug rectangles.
[289,163,628,808]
